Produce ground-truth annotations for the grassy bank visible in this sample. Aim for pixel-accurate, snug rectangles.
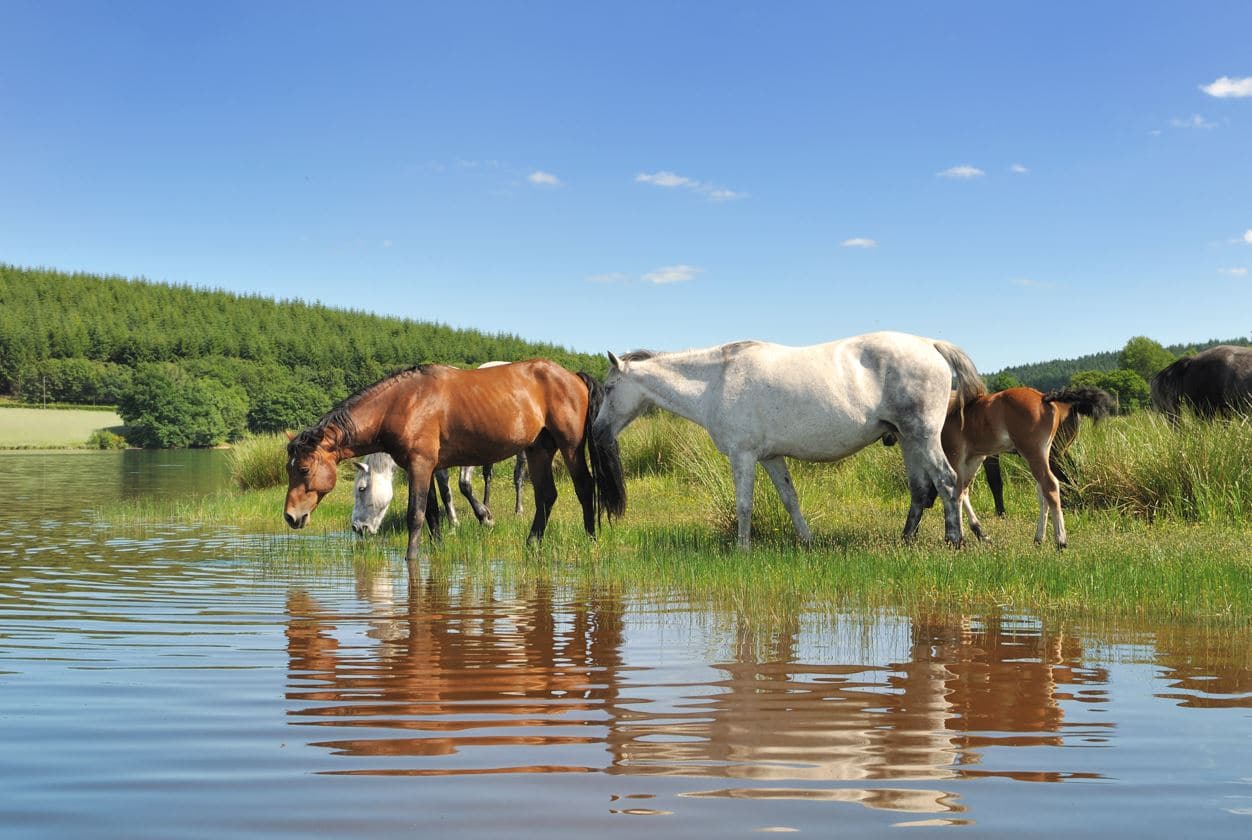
[108,411,1252,623]
[0,404,125,449]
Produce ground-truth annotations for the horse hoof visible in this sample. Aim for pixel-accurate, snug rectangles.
[1056,542,1067,552]
[482,515,496,528]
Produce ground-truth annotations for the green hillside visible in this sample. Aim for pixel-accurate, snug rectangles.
[1,263,602,395]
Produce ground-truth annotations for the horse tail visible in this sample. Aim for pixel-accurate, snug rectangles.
[1043,386,1115,423]
[1149,358,1187,418]
[576,371,627,523]
[932,340,987,427]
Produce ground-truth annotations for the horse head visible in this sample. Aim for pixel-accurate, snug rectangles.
[284,425,343,529]
[593,350,656,443]
[350,453,397,535]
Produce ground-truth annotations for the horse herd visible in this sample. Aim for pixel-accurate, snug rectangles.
[282,332,1252,572]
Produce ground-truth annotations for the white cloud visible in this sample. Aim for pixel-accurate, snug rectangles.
[1011,277,1055,289]
[1010,163,1030,174]
[527,170,562,186]
[1244,229,1252,244]
[841,237,877,248]
[636,170,744,201]
[937,165,985,179]
[1201,76,1252,98]
[636,171,696,188]
[1218,267,1248,276]
[641,264,703,285]
[1170,114,1218,130]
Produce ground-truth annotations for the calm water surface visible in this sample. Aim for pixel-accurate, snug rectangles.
[0,451,1249,838]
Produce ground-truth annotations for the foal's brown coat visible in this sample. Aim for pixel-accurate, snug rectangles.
[283,361,626,571]
[944,386,1112,547]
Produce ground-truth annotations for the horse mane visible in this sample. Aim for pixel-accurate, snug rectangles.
[620,349,658,363]
[290,363,437,455]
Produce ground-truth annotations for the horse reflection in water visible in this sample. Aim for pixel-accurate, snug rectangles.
[284,576,1114,815]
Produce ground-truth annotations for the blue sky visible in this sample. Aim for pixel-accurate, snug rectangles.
[2,1,1250,371]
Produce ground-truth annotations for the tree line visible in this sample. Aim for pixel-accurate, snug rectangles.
[986,334,1252,412]
[1,264,606,447]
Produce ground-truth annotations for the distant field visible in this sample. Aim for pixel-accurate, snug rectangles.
[0,406,125,448]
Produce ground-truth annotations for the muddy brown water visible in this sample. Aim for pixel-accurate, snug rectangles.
[1,451,1249,837]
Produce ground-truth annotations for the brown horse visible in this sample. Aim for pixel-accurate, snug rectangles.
[943,386,1113,548]
[283,361,626,571]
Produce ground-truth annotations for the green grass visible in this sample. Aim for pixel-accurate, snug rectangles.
[104,409,1252,626]
[0,404,126,449]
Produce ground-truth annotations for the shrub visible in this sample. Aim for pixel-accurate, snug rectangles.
[86,428,127,449]
[118,363,248,448]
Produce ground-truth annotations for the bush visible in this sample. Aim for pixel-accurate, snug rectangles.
[118,363,248,448]
[86,428,127,449]
[246,378,332,434]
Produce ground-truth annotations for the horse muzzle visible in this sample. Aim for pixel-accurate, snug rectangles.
[285,510,310,529]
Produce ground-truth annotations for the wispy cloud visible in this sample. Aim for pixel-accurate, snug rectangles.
[1010,163,1030,174]
[586,272,629,284]
[937,165,985,179]
[527,170,562,187]
[642,264,703,284]
[1218,267,1248,276]
[1244,229,1252,244]
[588,265,705,285]
[1011,277,1055,289]
[1170,113,1218,130]
[1201,76,1252,98]
[841,237,877,248]
[636,170,744,201]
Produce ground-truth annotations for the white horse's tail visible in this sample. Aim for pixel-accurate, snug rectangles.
[932,340,986,426]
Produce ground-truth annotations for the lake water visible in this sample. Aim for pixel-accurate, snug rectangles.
[1,451,1249,838]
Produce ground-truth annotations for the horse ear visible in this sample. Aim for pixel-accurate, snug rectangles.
[285,430,295,441]
[607,351,623,371]
[355,461,369,474]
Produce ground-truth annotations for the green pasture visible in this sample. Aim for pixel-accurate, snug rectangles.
[108,410,1252,624]
[0,404,125,449]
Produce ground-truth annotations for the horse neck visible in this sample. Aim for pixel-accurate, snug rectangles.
[328,389,396,461]
[633,352,719,426]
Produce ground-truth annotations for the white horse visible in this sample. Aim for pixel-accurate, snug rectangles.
[351,453,460,535]
[590,331,985,549]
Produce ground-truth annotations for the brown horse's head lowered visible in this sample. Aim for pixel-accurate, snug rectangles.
[284,424,346,529]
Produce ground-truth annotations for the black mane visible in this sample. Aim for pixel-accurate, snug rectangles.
[288,363,437,455]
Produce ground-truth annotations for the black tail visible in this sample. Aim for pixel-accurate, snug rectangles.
[1043,386,1115,422]
[577,371,627,524]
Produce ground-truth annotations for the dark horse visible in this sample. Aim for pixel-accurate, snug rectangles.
[1150,345,1252,421]
[284,361,627,572]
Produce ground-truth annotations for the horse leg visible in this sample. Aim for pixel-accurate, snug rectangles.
[900,435,963,546]
[481,461,495,511]
[404,459,436,570]
[560,441,597,537]
[458,465,495,526]
[730,452,757,550]
[983,454,1006,517]
[513,454,526,515]
[760,457,811,545]
[963,487,989,542]
[434,468,459,527]
[1025,450,1066,549]
[525,433,559,542]
[425,478,442,542]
